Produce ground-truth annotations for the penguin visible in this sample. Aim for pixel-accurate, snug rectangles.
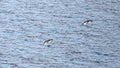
[43,39,53,47]
[82,20,93,25]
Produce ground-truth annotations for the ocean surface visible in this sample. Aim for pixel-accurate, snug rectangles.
[0,0,120,68]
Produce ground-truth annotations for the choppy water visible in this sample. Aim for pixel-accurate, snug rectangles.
[0,0,120,68]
